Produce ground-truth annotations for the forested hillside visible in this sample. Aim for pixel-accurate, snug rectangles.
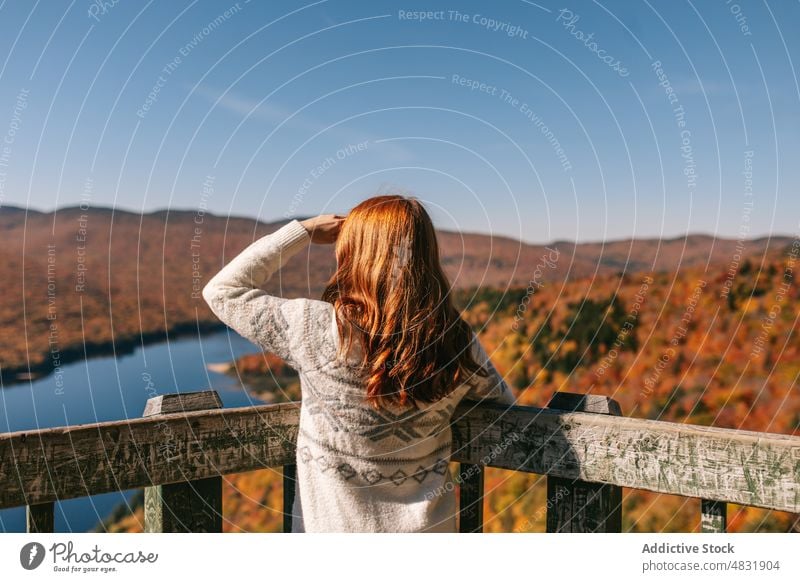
[98,242,799,533]
[0,203,790,382]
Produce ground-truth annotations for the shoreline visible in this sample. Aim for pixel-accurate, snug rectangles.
[0,320,229,387]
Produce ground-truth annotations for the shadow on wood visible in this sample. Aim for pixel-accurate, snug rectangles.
[143,391,223,533]
[546,392,622,533]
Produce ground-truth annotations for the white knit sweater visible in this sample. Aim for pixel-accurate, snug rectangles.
[202,219,515,533]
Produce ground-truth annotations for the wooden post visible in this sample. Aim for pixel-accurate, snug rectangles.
[458,464,485,532]
[546,392,623,533]
[143,390,223,533]
[700,499,727,532]
[26,502,54,533]
[283,463,296,533]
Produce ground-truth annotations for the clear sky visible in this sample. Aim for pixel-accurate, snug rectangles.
[0,0,798,243]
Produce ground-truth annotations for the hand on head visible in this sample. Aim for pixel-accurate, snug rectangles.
[300,214,346,244]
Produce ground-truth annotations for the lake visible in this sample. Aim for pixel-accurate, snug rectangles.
[0,330,266,532]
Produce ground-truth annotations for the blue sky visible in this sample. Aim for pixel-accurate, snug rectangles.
[0,0,798,243]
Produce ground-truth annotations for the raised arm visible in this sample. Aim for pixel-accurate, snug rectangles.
[201,219,312,370]
[461,331,516,406]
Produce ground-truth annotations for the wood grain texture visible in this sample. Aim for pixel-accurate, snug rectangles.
[450,401,800,512]
[142,391,223,417]
[26,502,54,533]
[546,393,622,533]
[0,401,300,511]
[143,392,223,533]
[700,499,727,533]
[457,463,484,533]
[2,398,799,512]
[546,478,622,533]
[283,464,296,533]
[547,392,622,416]
[144,477,222,533]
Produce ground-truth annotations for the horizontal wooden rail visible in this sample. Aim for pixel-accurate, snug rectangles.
[1,397,799,513]
[450,401,800,512]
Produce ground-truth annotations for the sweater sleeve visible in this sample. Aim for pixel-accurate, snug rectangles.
[202,219,312,371]
[461,331,516,406]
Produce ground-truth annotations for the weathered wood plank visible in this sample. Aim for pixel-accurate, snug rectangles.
[0,401,300,510]
[449,402,800,513]
[283,464,296,533]
[142,391,222,417]
[26,502,54,533]
[546,479,623,533]
[548,392,622,416]
[143,392,223,533]
[144,477,222,533]
[546,393,622,532]
[457,464,484,533]
[2,400,799,512]
[700,499,727,533]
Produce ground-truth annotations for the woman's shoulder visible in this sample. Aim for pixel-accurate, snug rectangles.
[280,298,339,367]
[273,297,333,323]
[304,298,338,342]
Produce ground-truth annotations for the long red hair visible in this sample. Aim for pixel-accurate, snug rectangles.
[321,194,489,409]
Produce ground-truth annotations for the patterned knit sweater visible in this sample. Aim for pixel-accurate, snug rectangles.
[202,219,515,532]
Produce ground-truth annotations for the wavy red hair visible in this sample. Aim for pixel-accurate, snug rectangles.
[321,194,489,409]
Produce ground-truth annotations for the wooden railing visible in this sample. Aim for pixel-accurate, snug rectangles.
[1,390,798,533]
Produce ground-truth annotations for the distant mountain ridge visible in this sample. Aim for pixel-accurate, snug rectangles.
[0,203,792,382]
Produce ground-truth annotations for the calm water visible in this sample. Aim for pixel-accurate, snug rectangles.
[0,330,266,532]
